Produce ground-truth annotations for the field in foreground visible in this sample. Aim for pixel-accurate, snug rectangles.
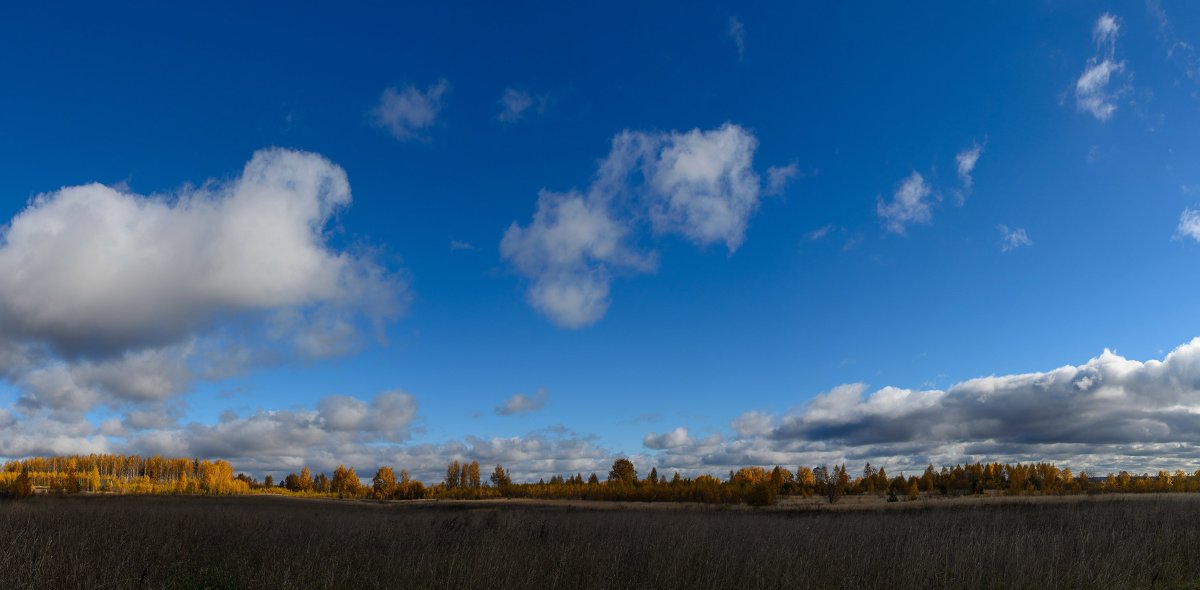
[4,495,1200,589]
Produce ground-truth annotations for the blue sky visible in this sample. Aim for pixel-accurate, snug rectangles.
[3,2,1200,479]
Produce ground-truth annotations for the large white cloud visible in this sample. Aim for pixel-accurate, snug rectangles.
[502,123,764,328]
[0,148,399,357]
[0,149,405,415]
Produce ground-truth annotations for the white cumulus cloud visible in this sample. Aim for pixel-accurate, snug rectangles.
[501,189,654,328]
[502,123,764,328]
[643,427,692,450]
[641,125,762,250]
[0,149,406,415]
[731,411,774,438]
[317,390,417,438]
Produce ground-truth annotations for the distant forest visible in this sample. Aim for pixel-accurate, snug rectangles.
[3,454,1199,506]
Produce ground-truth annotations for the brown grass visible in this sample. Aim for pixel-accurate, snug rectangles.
[3,493,1200,589]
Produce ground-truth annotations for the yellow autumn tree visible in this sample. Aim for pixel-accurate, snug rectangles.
[331,465,360,498]
[13,469,34,498]
[490,465,511,488]
[175,470,191,494]
[373,466,396,499]
[298,467,314,492]
[445,460,461,489]
[88,466,101,492]
[608,458,637,485]
[465,461,481,489]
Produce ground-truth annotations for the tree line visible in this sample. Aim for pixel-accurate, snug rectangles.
[5,453,1200,505]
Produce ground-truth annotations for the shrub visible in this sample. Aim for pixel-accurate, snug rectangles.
[745,482,777,507]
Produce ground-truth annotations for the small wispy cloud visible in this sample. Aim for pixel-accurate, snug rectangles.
[877,172,933,234]
[495,388,549,416]
[1146,0,1200,83]
[729,17,745,62]
[1176,208,1200,241]
[632,413,663,424]
[498,88,532,122]
[1076,61,1124,120]
[1075,13,1126,122]
[956,145,983,186]
[954,141,985,204]
[374,80,449,141]
[807,224,834,241]
[1094,13,1119,46]
[497,88,546,123]
[765,163,798,196]
[998,225,1033,252]
[449,240,476,252]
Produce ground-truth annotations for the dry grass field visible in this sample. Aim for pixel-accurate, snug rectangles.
[4,493,1200,589]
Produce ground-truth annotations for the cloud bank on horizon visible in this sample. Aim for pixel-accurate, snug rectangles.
[8,327,1200,480]
[652,339,1200,477]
